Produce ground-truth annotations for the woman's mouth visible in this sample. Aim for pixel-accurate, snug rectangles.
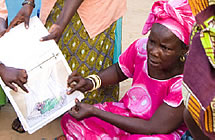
[148,58,160,66]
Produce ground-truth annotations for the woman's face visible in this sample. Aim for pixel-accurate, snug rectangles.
[147,23,185,71]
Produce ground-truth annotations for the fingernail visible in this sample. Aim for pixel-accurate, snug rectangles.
[66,87,71,92]
[25,25,29,29]
[14,88,18,92]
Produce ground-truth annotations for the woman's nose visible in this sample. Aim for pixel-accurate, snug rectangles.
[150,46,160,57]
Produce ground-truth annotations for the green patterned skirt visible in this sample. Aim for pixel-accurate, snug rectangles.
[45,0,121,104]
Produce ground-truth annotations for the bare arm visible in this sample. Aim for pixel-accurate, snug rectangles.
[67,63,128,94]
[70,100,185,134]
[7,0,34,30]
[55,0,83,30]
[0,17,6,37]
[98,63,128,86]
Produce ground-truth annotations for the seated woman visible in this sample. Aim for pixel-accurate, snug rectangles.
[57,0,195,139]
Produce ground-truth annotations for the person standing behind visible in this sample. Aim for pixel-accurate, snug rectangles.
[182,0,215,139]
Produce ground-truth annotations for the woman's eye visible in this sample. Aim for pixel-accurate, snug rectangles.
[149,39,155,44]
[161,45,170,50]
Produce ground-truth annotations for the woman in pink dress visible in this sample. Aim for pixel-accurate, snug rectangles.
[57,0,195,139]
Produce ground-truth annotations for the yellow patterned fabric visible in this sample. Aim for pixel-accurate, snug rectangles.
[209,98,215,132]
[45,0,119,104]
[183,76,215,134]
[183,82,202,128]
[200,16,215,67]
[205,103,213,133]
[188,0,210,16]
[209,0,215,5]
[183,23,215,133]
[183,81,215,133]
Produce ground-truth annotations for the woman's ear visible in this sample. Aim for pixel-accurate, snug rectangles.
[181,44,189,56]
[179,45,188,63]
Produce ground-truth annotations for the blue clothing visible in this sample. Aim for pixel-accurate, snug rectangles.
[113,17,122,64]
[181,131,193,140]
[5,0,41,25]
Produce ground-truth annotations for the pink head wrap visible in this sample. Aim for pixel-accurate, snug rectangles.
[142,0,195,45]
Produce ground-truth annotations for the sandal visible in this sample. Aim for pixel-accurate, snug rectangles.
[11,117,25,133]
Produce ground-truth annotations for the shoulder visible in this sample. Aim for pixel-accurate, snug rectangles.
[163,76,184,107]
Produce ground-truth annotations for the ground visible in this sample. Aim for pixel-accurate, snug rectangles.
[0,0,155,139]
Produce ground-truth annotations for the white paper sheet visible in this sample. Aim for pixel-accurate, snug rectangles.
[0,16,84,134]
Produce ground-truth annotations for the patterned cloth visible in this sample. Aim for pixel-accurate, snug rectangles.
[45,0,120,104]
[182,1,215,138]
[182,24,215,138]
[188,0,215,16]
[60,38,187,140]
[142,0,195,45]
[200,15,215,67]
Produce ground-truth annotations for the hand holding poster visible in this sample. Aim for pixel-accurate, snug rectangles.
[0,16,84,134]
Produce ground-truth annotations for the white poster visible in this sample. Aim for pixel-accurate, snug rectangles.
[0,17,84,134]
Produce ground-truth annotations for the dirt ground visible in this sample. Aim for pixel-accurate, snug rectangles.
[0,0,155,139]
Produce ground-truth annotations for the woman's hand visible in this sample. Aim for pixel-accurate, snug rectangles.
[66,71,93,95]
[69,99,95,121]
[0,64,28,93]
[40,24,64,43]
[7,4,34,31]
[41,0,84,43]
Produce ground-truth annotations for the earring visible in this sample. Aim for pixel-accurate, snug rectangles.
[180,55,185,62]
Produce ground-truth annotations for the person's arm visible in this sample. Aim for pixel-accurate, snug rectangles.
[0,63,28,92]
[98,63,127,86]
[56,0,83,30]
[67,63,128,94]
[0,17,6,37]
[0,0,7,36]
[41,0,84,42]
[7,0,34,30]
[70,99,184,134]
[183,109,210,140]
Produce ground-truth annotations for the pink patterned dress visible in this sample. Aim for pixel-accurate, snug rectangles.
[61,38,187,140]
